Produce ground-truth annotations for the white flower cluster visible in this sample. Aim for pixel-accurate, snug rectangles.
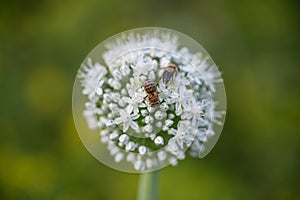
[78,31,225,172]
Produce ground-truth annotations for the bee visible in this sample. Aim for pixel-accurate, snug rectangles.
[143,78,160,107]
[160,63,180,85]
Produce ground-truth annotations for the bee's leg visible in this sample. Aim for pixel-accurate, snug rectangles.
[158,75,162,84]
[170,71,178,85]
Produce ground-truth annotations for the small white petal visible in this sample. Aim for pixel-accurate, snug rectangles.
[154,136,164,145]
[134,160,145,171]
[118,142,124,147]
[114,117,123,124]
[109,103,118,113]
[111,93,121,102]
[158,151,167,161]
[145,116,154,124]
[154,110,166,120]
[131,113,140,120]
[169,157,178,166]
[151,60,158,70]
[114,152,124,163]
[162,125,169,131]
[177,152,186,160]
[118,98,127,107]
[104,88,111,93]
[96,87,103,95]
[120,65,130,75]
[177,139,184,149]
[106,120,115,127]
[113,69,122,80]
[97,121,105,129]
[141,109,148,116]
[175,103,183,116]
[138,146,147,155]
[109,132,119,140]
[165,119,174,127]
[146,158,154,169]
[149,133,156,140]
[160,57,170,68]
[125,141,136,151]
[109,146,119,155]
[107,113,113,119]
[103,94,111,102]
[126,105,133,114]
[100,129,109,136]
[122,122,130,132]
[139,103,147,108]
[121,88,127,95]
[126,153,135,162]
[143,124,153,133]
[160,102,169,111]
[101,136,109,144]
[122,96,131,103]
[130,121,139,131]
[168,128,177,135]
[112,80,121,90]
[155,121,162,128]
[119,134,129,143]
[149,70,155,80]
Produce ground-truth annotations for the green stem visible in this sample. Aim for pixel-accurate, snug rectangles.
[137,170,160,200]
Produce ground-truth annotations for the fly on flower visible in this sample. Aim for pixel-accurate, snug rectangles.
[143,78,160,108]
[160,63,180,85]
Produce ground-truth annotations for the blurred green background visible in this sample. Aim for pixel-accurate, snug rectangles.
[0,0,299,199]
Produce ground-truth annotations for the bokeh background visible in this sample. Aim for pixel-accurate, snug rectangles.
[1,0,299,199]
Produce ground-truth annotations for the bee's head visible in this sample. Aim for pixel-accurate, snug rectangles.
[168,63,180,72]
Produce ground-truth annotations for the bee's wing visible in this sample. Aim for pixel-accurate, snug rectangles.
[162,70,174,84]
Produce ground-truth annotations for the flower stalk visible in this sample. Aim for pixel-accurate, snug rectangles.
[137,170,160,200]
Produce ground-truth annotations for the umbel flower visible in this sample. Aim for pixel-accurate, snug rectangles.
[73,28,226,173]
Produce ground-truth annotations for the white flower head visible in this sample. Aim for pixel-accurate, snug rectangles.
[73,27,226,173]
